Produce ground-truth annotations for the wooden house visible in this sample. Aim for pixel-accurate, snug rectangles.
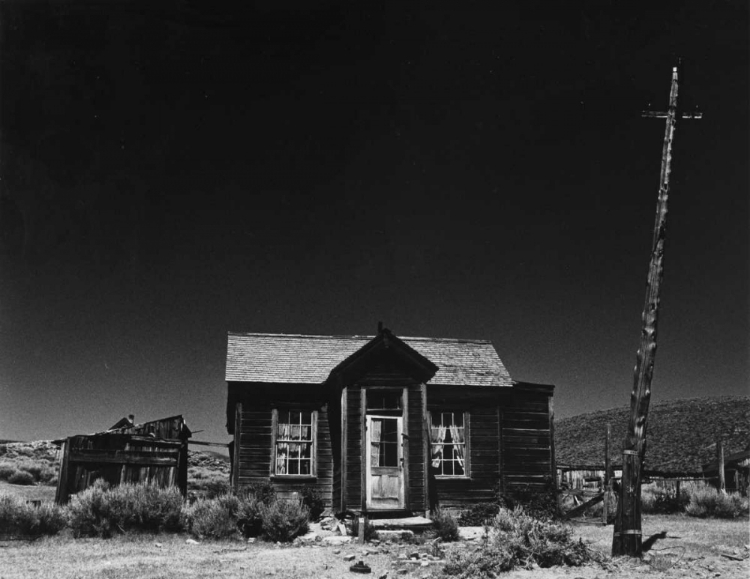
[225,328,555,515]
[55,415,191,504]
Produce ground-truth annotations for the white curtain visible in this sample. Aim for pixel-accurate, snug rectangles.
[430,424,446,468]
[449,424,465,468]
[370,419,382,467]
[276,442,288,474]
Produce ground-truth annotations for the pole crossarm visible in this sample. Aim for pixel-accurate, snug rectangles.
[641,110,703,119]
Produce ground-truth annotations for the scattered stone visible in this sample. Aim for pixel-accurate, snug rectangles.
[323,535,352,545]
[408,552,420,559]
[396,570,409,575]
[338,523,348,536]
[378,573,388,579]
[398,553,408,560]
[154,543,162,548]
[333,549,341,555]
[247,538,255,543]
[185,539,200,545]
[344,554,356,562]
[420,561,430,567]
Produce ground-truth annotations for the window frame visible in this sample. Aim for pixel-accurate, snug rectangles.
[429,409,471,479]
[271,408,318,479]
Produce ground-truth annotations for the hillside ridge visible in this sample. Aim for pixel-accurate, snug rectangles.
[555,396,750,476]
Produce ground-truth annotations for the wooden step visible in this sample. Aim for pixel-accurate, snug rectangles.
[369,516,433,530]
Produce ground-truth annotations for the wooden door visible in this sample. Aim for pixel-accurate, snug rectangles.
[366,416,404,509]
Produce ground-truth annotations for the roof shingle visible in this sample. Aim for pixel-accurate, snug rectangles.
[225,332,512,387]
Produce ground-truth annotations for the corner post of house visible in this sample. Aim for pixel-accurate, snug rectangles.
[548,392,559,515]
[421,381,430,517]
[340,384,347,513]
[360,385,367,513]
[55,437,72,504]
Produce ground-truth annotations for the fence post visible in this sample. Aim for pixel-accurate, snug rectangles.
[717,441,726,493]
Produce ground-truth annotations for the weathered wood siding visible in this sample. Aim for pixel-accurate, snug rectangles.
[230,384,334,506]
[499,386,555,492]
[428,387,501,508]
[407,383,427,512]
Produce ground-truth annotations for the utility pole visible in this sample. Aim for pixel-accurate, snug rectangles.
[611,63,702,557]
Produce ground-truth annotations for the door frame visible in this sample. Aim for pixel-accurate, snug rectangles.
[365,414,405,509]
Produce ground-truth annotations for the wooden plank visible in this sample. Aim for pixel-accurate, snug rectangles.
[562,492,604,520]
[69,452,178,467]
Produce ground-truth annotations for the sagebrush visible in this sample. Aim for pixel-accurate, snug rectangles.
[68,480,183,537]
[685,487,749,519]
[442,507,594,578]
[258,499,310,542]
[432,508,460,542]
[0,492,67,537]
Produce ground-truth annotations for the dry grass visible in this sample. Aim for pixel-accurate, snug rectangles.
[0,533,399,579]
[571,514,749,559]
[1,515,748,579]
[0,481,56,503]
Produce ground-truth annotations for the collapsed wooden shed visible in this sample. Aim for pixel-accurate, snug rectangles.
[55,415,191,504]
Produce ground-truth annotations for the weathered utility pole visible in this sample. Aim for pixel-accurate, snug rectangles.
[611,63,702,557]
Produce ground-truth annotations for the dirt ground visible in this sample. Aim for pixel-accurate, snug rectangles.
[0,515,748,579]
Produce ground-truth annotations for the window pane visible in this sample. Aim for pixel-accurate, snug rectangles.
[276,410,315,476]
[429,411,467,477]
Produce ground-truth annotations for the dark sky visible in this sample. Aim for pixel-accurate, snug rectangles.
[1,0,747,446]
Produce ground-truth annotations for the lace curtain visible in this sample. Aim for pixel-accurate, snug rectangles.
[430,424,446,468]
[449,424,465,467]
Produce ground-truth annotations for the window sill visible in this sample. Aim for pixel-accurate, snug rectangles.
[270,475,317,481]
[434,475,471,481]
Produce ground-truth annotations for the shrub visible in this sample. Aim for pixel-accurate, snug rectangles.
[299,487,325,520]
[502,479,558,520]
[241,481,276,505]
[458,502,500,526]
[7,470,35,486]
[68,480,184,537]
[685,488,749,519]
[259,499,310,542]
[432,508,460,542]
[0,463,16,481]
[181,493,242,539]
[17,460,45,481]
[0,492,67,537]
[640,484,688,515]
[443,507,594,578]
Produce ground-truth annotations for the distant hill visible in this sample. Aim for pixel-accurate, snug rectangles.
[555,396,750,476]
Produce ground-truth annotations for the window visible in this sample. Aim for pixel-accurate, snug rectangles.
[273,409,316,477]
[430,411,469,477]
[366,390,402,415]
[370,417,400,467]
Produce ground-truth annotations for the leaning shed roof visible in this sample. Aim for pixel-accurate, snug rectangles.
[556,396,750,476]
[226,332,512,387]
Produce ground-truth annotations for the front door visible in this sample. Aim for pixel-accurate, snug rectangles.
[366,416,404,509]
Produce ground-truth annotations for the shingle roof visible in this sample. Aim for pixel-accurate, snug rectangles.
[225,332,512,387]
